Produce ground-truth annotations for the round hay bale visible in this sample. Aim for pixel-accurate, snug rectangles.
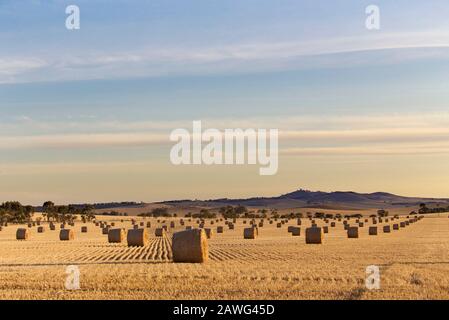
[155,228,166,237]
[347,227,359,238]
[243,227,257,239]
[369,226,378,235]
[291,227,301,236]
[37,226,45,233]
[252,226,259,236]
[81,226,88,233]
[172,229,208,263]
[60,229,74,241]
[16,228,29,240]
[204,228,213,239]
[305,227,323,244]
[127,228,148,246]
[108,228,125,243]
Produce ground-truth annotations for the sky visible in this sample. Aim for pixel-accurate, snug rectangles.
[1,0,449,204]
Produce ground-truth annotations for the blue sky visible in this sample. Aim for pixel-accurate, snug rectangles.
[1,1,449,204]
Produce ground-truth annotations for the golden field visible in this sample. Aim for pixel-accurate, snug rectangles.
[0,214,448,300]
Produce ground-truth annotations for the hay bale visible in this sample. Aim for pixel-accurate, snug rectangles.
[155,228,166,237]
[291,227,301,236]
[383,225,391,233]
[393,224,399,230]
[369,226,378,235]
[127,228,148,246]
[252,226,259,236]
[108,228,125,243]
[347,227,359,238]
[59,229,74,241]
[81,226,88,233]
[204,228,213,239]
[37,226,45,233]
[244,227,257,239]
[172,229,208,263]
[217,226,224,233]
[305,227,323,244]
[16,228,30,240]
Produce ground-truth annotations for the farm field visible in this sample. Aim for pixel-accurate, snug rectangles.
[0,214,448,299]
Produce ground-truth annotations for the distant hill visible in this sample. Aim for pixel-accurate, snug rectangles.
[159,189,449,210]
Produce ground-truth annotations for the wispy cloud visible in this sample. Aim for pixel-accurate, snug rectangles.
[2,31,449,84]
[2,112,449,157]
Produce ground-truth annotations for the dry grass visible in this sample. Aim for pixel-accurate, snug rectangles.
[0,214,448,299]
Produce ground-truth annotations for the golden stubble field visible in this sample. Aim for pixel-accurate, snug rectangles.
[0,214,448,300]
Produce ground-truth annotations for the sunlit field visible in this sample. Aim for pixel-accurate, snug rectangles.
[0,213,447,300]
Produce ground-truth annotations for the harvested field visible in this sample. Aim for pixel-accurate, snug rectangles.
[0,214,448,299]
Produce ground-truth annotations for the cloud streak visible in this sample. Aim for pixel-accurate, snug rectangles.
[2,31,449,83]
